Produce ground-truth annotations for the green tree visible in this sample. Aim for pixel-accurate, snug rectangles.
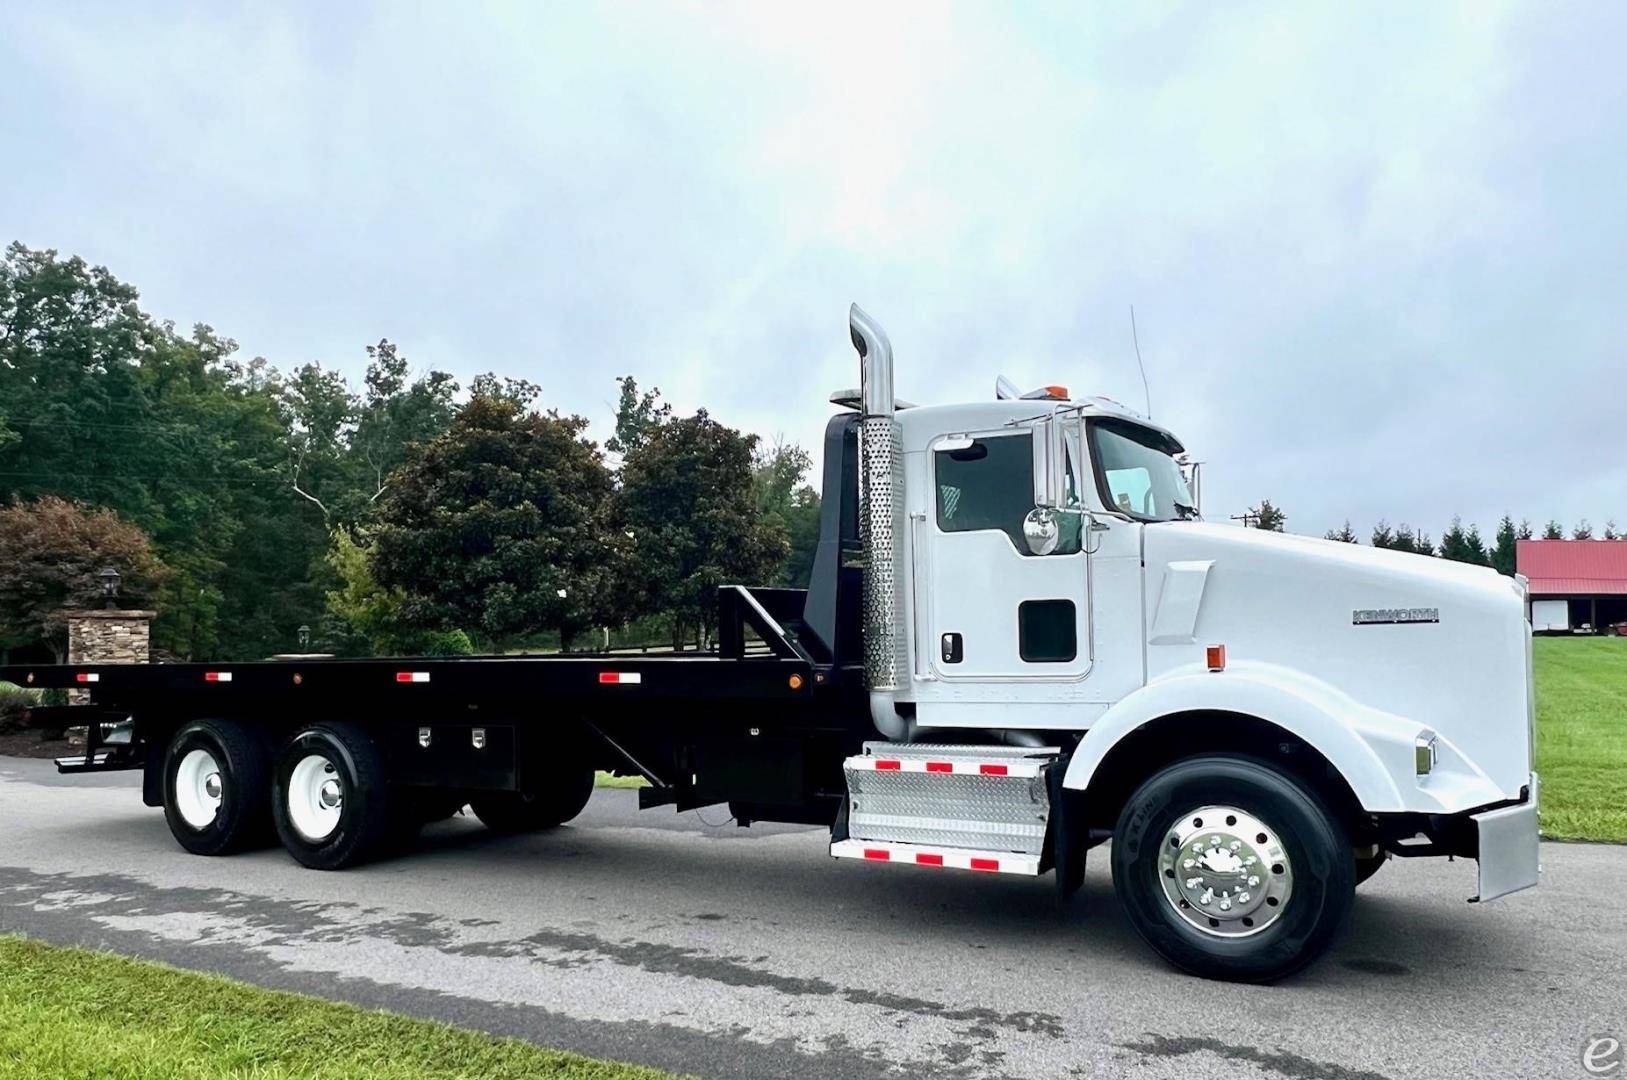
[1605,520,1621,541]
[1439,517,1489,565]
[1490,515,1519,576]
[1324,520,1358,543]
[1572,519,1594,540]
[0,496,168,662]
[322,529,472,656]
[1542,520,1564,540]
[1398,524,1434,556]
[0,243,314,659]
[1374,520,1434,555]
[352,340,458,508]
[605,375,672,458]
[468,372,541,409]
[753,437,821,587]
[371,395,622,651]
[621,411,788,646]
[1246,500,1286,531]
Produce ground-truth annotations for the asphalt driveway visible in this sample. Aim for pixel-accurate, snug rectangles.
[0,755,1619,1079]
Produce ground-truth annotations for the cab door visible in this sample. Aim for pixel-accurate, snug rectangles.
[924,428,1090,681]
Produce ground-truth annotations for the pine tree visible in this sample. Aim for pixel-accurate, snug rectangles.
[1490,515,1519,576]
[1324,520,1358,543]
[1543,520,1564,540]
[1573,519,1594,540]
[1247,500,1287,532]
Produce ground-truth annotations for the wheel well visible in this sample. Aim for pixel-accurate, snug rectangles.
[1077,710,1373,844]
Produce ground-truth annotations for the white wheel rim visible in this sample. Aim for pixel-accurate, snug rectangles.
[287,753,344,843]
[175,748,224,830]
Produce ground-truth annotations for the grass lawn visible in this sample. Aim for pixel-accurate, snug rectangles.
[595,771,649,789]
[1534,636,1627,843]
[0,935,682,1080]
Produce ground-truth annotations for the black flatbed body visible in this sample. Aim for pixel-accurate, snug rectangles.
[5,416,873,827]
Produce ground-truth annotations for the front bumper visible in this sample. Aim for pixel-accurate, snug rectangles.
[1472,773,1540,902]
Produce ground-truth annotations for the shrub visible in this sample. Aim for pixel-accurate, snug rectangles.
[0,681,43,735]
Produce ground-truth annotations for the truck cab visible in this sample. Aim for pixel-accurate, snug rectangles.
[829,304,1540,981]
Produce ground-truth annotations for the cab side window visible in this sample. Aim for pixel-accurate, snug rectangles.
[935,433,1038,553]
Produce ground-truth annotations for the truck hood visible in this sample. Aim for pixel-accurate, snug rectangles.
[1140,522,1531,804]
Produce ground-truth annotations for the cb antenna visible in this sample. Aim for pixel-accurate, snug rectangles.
[1130,304,1151,418]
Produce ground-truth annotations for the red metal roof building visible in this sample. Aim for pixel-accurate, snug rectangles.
[1516,539,1627,632]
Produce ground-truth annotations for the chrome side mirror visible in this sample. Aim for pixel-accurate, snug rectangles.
[1023,507,1060,555]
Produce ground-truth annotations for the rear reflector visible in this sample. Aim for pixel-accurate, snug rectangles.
[978,763,1008,776]
[915,852,944,866]
[597,672,642,685]
[969,858,1000,872]
[396,671,430,684]
[75,673,99,683]
[874,759,901,771]
[863,848,890,861]
[1207,644,1226,672]
[925,761,952,773]
[203,672,232,683]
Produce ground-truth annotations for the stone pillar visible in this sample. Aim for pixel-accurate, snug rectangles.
[65,609,155,703]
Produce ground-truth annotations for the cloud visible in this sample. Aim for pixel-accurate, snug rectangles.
[2,1,1622,537]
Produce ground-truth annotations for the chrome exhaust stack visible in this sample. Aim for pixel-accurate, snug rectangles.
[848,304,911,741]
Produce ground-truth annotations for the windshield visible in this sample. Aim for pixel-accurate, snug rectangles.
[1087,418,1195,522]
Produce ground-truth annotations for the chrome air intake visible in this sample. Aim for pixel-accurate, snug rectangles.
[849,304,909,740]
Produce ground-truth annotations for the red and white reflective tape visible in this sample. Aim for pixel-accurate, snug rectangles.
[597,672,642,685]
[830,839,1041,876]
[395,671,431,684]
[75,672,99,684]
[203,671,233,683]
[845,755,1046,779]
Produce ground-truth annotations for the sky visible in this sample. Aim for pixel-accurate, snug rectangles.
[2,2,1623,541]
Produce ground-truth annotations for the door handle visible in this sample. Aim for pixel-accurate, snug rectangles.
[940,632,963,664]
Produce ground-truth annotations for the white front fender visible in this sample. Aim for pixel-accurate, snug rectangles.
[1061,662,1501,814]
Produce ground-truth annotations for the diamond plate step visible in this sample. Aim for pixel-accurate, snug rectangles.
[842,743,1061,857]
[831,838,1042,876]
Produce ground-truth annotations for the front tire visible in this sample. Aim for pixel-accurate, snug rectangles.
[162,719,271,856]
[1111,754,1355,983]
[272,723,393,870]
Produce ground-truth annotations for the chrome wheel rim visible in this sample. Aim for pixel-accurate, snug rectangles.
[175,748,223,829]
[287,754,343,843]
[1157,805,1293,938]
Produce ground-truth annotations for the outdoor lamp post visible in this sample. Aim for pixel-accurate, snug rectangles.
[98,566,121,609]
[298,624,311,650]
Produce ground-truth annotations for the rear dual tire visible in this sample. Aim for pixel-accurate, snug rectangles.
[162,719,272,856]
[163,720,592,868]
[272,722,393,870]
[471,759,594,834]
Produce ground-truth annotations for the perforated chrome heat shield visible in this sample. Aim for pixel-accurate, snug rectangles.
[859,415,907,692]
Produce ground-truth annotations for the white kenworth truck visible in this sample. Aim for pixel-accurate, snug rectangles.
[6,305,1539,982]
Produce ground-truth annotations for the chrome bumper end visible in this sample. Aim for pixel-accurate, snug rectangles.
[1472,773,1540,903]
